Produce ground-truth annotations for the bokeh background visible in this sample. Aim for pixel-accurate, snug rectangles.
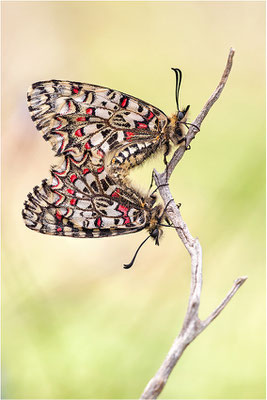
[2,1,265,399]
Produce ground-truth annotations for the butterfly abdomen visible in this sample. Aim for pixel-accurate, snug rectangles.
[109,138,162,177]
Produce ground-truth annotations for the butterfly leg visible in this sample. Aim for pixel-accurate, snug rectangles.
[165,202,181,216]
[149,170,155,191]
[163,140,170,166]
[149,181,170,197]
[159,202,182,228]
[165,215,172,226]
[178,135,192,151]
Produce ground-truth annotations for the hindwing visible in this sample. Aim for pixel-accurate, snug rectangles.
[22,152,153,238]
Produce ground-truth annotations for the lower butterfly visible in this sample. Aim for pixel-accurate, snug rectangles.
[22,151,165,267]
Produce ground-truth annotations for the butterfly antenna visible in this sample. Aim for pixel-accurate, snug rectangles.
[171,68,182,112]
[123,235,150,269]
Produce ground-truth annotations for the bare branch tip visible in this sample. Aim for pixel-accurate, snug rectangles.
[227,48,235,66]
[235,276,248,286]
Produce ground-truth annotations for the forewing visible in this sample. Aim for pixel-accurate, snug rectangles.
[27,80,168,160]
[22,153,148,238]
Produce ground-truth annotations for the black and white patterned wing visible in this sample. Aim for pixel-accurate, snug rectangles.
[22,152,150,238]
[27,80,169,166]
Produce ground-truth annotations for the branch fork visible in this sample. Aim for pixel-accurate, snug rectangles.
[140,48,247,399]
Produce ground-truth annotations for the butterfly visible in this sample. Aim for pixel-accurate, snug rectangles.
[23,69,190,267]
[22,150,165,267]
[26,69,190,178]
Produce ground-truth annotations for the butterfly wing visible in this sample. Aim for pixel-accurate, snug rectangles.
[27,80,169,164]
[22,152,149,238]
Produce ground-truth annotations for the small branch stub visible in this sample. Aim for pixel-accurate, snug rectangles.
[140,48,246,400]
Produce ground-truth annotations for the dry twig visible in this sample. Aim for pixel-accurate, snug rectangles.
[140,48,247,399]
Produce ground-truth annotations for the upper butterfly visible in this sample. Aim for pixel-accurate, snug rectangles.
[27,68,190,178]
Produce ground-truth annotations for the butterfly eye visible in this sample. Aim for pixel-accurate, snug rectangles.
[150,228,158,238]
[150,228,160,246]
[179,105,190,121]
[178,111,185,121]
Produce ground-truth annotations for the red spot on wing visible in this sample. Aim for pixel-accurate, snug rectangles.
[147,111,154,120]
[86,108,93,115]
[70,174,77,183]
[75,128,83,137]
[83,168,90,175]
[97,150,104,158]
[126,131,134,140]
[118,204,128,212]
[96,217,102,228]
[85,142,91,150]
[111,189,120,198]
[137,123,148,129]
[97,166,104,174]
[57,227,62,232]
[73,87,79,94]
[67,189,75,194]
[118,204,131,225]
[56,210,62,220]
[70,198,77,206]
[77,116,86,122]
[121,97,128,108]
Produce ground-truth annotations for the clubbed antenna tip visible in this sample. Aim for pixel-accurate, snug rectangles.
[123,235,150,269]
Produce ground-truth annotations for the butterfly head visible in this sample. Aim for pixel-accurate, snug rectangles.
[123,204,163,269]
[147,204,164,246]
[168,105,190,146]
[177,104,190,123]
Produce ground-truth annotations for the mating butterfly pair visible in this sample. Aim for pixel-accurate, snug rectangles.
[22,69,190,267]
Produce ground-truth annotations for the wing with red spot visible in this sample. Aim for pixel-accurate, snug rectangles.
[22,153,150,238]
[27,80,169,163]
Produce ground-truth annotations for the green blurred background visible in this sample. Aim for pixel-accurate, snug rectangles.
[2,1,265,399]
